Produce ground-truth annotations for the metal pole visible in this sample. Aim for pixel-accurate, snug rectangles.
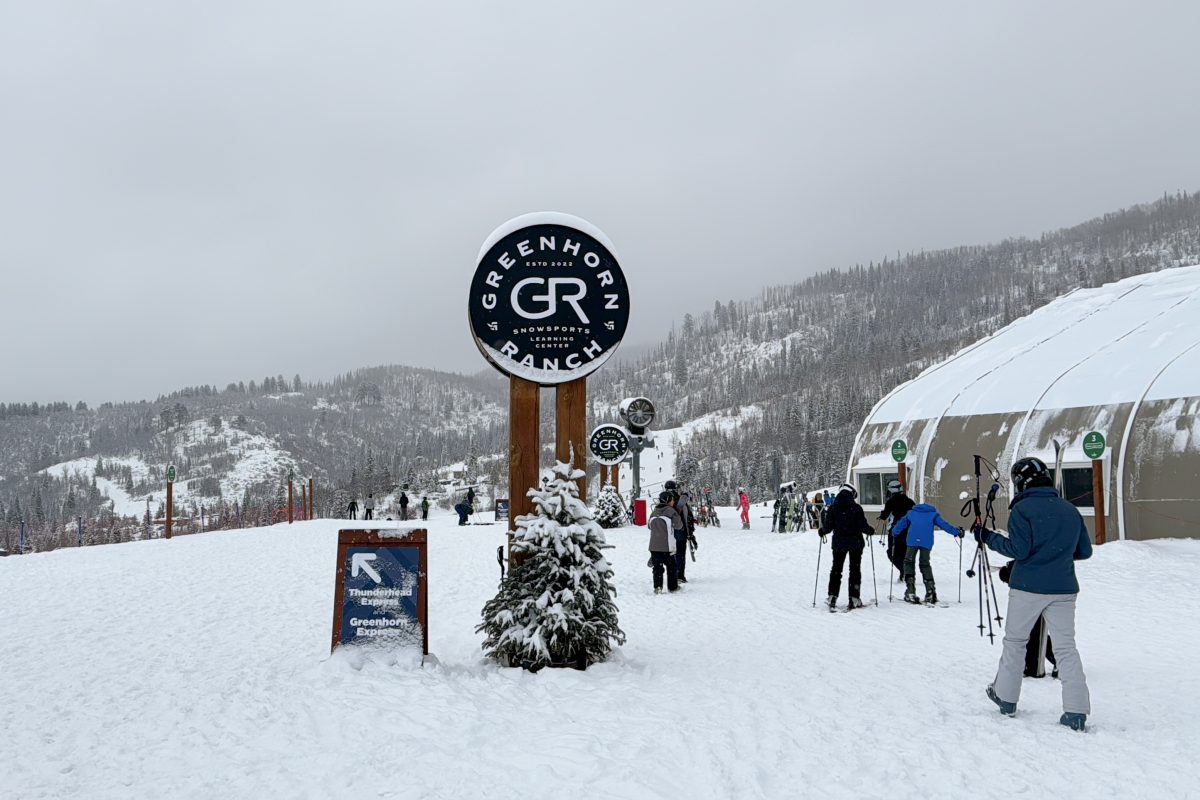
[811,535,824,607]
[77,516,83,547]
[20,519,26,553]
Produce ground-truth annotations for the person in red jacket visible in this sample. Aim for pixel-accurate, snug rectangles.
[738,488,750,529]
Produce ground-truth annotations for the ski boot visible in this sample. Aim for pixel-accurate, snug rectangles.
[903,578,922,604]
[826,595,837,611]
[654,587,662,595]
[848,597,865,609]
[986,685,1017,716]
[1059,712,1087,732]
[924,587,938,605]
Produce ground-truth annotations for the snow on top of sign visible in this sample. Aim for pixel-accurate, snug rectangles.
[476,211,621,265]
[869,264,1200,423]
[378,527,421,539]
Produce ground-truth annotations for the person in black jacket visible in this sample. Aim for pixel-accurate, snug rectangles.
[819,484,875,609]
[878,479,915,576]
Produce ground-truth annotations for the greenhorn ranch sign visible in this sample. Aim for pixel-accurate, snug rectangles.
[468,212,630,386]
[589,424,631,466]
[1083,431,1106,460]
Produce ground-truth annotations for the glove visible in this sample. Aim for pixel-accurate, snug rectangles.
[957,527,965,538]
[820,534,828,544]
[972,523,989,544]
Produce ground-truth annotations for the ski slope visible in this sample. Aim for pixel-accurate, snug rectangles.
[2,511,1198,799]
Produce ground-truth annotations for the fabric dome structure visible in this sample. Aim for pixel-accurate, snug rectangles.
[849,264,1200,541]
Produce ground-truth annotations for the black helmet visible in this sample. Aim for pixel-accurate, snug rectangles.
[886,479,903,495]
[1011,457,1051,494]
[657,491,674,504]
[664,480,677,491]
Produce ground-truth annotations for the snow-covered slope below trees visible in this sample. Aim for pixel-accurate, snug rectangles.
[1,516,1196,798]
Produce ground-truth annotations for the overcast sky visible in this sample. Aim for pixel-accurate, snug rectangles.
[2,0,1198,404]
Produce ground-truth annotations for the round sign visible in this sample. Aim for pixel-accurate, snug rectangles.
[1083,431,1106,460]
[589,424,631,466]
[469,212,630,386]
[620,397,656,429]
[891,440,908,463]
[166,465,176,483]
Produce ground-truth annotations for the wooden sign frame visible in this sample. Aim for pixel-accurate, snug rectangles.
[331,529,428,655]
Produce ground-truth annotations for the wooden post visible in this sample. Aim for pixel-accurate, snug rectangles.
[288,479,294,524]
[301,485,308,521]
[555,377,588,502]
[309,478,315,519]
[898,462,909,494]
[509,377,540,565]
[165,481,173,540]
[1092,459,1106,545]
[612,463,620,493]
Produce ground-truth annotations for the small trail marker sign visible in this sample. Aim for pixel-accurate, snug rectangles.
[1083,431,1106,460]
[166,464,176,483]
[331,529,427,654]
[891,440,908,463]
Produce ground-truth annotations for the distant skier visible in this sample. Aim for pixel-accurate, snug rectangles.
[399,491,409,521]
[648,491,680,594]
[976,456,1092,732]
[808,493,824,529]
[467,486,476,507]
[890,500,963,604]
[819,484,873,610]
[364,493,375,521]
[879,480,916,577]
[420,496,430,521]
[738,488,750,529]
[454,502,473,526]
[823,489,834,508]
[347,498,359,520]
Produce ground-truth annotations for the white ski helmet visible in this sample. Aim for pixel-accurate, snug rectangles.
[887,479,903,495]
[838,483,857,498]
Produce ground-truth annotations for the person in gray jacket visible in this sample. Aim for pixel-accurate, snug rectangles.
[975,456,1093,731]
[674,490,694,582]
[648,492,680,594]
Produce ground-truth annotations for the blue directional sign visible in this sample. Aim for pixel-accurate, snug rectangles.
[332,530,428,653]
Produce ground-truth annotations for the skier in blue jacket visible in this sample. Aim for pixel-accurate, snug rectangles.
[891,502,963,604]
[976,456,1092,732]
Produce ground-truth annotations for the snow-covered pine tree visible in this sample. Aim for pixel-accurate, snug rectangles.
[592,483,626,529]
[478,461,625,671]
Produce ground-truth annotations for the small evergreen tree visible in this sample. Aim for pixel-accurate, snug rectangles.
[592,483,626,529]
[478,461,625,671]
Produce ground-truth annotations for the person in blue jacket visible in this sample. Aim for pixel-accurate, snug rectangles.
[891,501,963,604]
[975,456,1093,732]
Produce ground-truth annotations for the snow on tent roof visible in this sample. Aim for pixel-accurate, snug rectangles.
[870,264,1200,424]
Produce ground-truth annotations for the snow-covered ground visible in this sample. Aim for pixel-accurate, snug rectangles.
[629,405,762,504]
[2,511,1198,799]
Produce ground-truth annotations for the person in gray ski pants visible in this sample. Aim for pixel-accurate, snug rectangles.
[975,457,1093,731]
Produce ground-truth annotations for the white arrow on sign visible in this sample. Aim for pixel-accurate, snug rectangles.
[351,552,382,584]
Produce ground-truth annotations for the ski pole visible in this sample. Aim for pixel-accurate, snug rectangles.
[812,534,824,607]
[957,535,963,604]
[868,533,879,606]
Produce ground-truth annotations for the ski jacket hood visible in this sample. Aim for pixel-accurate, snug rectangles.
[891,503,961,549]
[983,486,1092,594]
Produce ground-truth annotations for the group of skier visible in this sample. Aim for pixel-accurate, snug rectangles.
[646,480,698,594]
[346,491,431,521]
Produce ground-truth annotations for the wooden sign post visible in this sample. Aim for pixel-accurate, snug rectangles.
[892,440,909,494]
[1084,431,1107,545]
[556,377,588,501]
[287,468,295,524]
[509,377,541,556]
[309,478,315,519]
[165,464,176,540]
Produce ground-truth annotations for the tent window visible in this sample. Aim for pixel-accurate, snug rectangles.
[1059,468,1095,509]
[856,471,899,507]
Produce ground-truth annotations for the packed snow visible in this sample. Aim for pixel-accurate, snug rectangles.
[2,510,1197,799]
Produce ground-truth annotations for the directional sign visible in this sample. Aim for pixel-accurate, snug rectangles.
[288,467,295,482]
[1083,431,1106,460]
[891,440,908,463]
[494,499,509,522]
[589,424,631,466]
[166,464,176,483]
[331,529,428,654]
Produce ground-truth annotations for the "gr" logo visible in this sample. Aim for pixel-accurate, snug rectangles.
[511,278,589,323]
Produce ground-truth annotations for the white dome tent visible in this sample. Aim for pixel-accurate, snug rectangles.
[849,264,1200,541]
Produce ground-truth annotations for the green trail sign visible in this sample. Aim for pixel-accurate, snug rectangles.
[166,464,176,483]
[1083,431,1106,460]
[288,467,295,482]
[891,439,908,463]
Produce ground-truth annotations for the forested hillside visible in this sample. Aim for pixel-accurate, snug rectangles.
[3,190,1199,551]
[592,190,1200,500]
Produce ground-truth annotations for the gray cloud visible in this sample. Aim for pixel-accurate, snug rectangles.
[2,0,1198,403]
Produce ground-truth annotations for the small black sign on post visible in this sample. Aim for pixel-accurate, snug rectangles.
[494,499,510,523]
[331,529,428,656]
[589,424,630,466]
